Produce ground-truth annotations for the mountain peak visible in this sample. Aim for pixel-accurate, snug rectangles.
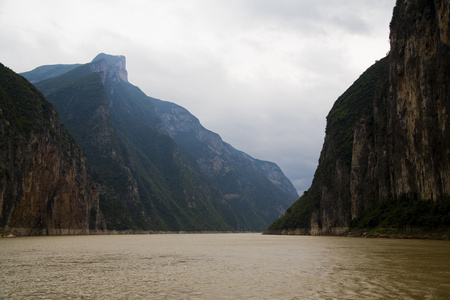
[92,53,125,66]
[90,53,128,83]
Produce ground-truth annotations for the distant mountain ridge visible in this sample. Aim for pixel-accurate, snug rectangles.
[20,64,81,83]
[19,53,297,232]
[153,98,298,226]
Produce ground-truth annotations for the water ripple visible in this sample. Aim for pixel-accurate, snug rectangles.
[1,234,449,299]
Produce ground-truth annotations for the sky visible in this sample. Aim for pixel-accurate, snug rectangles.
[0,0,396,195]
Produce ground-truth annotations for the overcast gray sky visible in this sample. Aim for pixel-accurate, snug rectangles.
[0,0,396,194]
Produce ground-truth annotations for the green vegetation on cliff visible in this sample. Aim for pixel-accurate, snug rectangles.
[0,63,102,234]
[350,196,450,230]
[267,58,388,233]
[0,63,57,137]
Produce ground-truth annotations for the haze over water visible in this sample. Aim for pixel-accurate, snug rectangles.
[1,233,449,299]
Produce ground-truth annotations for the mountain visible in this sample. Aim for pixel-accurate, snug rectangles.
[0,63,105,236]
[22,53,297,231]
[30,55,235,231]
[153,98,298,228]
[266,0,450,236]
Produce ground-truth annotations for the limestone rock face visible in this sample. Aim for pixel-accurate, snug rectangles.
[350,0,450,219]
[91,53,128,83]
[267,0,450,235]
[384,0,450,201]
[0,64,104,235]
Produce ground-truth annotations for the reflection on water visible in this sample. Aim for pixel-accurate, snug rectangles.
[1,233,449,299]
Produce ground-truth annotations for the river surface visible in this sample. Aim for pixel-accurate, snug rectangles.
[1,233,449,299]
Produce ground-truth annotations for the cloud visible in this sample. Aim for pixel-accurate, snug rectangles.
[0,0,396,194]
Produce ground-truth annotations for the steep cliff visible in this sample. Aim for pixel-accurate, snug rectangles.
[267,0,450,235]
[0,64,104,236]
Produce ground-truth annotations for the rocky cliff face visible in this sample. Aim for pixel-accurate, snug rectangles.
[267,0,450,235]
[349,0,450,220]
[91,53,128,83]
[255,160,299,200]
[0,64,105,236]
[383,0,450,201]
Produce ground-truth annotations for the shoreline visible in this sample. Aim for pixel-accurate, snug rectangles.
[4,227,450,240]
[0,229,260,238]
[264,228,450,240]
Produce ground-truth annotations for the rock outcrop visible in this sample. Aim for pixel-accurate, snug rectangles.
[267,0,450,235]
[0,64,105,236]
[91,53,128,83]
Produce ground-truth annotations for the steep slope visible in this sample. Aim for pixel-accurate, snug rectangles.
[153,99,298,228]
[267,0,450,235]
[0,63,104,236]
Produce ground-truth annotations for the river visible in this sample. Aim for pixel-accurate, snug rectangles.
[1,233,449,299]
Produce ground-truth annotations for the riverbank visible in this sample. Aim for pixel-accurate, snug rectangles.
[0,230,16,238]
[5,227,450,240]
[0,228,258,238]
[264,227,450,240]
[345,228,450,240]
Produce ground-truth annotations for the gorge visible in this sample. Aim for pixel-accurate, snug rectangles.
[1,52,298,235]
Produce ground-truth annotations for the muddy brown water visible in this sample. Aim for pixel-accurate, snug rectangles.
[1,233,449,299]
